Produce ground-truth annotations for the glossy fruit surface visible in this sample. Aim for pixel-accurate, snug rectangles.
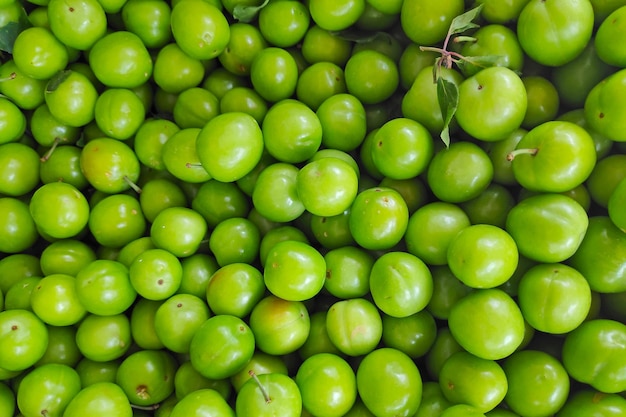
[189,314,256,380]
[448,289,525,360]
[115,349,176,406]
[31,273,87,326]
[562,319,626,393]
[316,93,367,151]
[263,240,326,301]
[517,263,591,334]
[585,68,626,143]
[47,0,107,50]
[252,162,305,222]
[427,141,494,203]
[262,99,322,163]
[369,251,433,318]
[296,157,359,217]
[170,0,230,60]
[235,372,302,417]
[88,31,153,88]
[45,70,98,127]
[129,248,182,300]
[349,187,409,250]
[370,117,434,180]
[295,353,357,417]
[503,350,570,417]
[197,112,264,182]
[357,347,422,417]
[555,389,626,417]
[401,0,465,45]
[0,197,38,254]
[75,314,131,362]
[79,137,140,194]
[29,181,90,239]
[0,96,26,143]
[326,298,382,357]
[509,121,596,192]
[206,263,264,317]
[344,50,399,104]
[94,88,146,140]
[88,194,146,248]
[154,293,211,353]
[455,66,527,141]
[309,0,365,31]
[121,0,172,49]
[17,363,81,417]
[0,309,48,371]
[447,224,519,289]
[323,246,373,299]
[460,24,525,77]
[609,177,626,232]
[251,47,298,102]
[62,382,132,417]
[517,0,594,66]
[150,207,208,258]
[249,295,310,356]
[13,26,68,80]
[439,351,507,413]
[505,193,588,263]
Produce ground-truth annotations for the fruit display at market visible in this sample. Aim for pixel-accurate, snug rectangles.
[1,0,626,416]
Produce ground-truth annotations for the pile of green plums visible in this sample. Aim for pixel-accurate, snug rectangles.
[0,0,626,416]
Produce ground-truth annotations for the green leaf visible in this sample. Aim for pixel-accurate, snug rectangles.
[330,28,387,44]
[232,0,270,23]
[448,4,484,37]
[456,55,503,74]
[0,6,31,54]
[436,77,459,148]
[431,60,440,83]
[45,70,72,94]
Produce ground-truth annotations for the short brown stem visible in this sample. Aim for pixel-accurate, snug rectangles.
[0,72,16,82]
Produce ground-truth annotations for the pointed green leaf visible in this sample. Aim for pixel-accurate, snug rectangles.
[330,28,387,44]
[75,133,86,148]
[464,54,503,68]
[0,22,19,53]
[45,70,72,94]
[429,58,445,83]
[440,120,452,148]
[437,77,459,148]
[0,6,31,54]
[456,55,503,74]
[448,4,484,36]
[232,0,270,22]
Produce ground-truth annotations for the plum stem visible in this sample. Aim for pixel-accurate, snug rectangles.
[124,176,143,194]
[0,72,16,82]
[419,29,475,84]
[506,148,539,162]
[248,370,271,404]
[130,404,160,411]
[453,35,477,43]
[40,137,61,162]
